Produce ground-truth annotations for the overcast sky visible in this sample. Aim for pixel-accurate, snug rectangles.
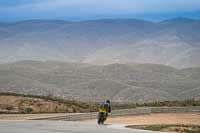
[0,0,200,22]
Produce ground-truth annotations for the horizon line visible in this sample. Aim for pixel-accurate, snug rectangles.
[1,17,200,24]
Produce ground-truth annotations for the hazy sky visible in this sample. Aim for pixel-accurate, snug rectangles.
[0,0,200,22]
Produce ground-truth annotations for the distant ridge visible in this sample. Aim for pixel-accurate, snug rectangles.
[159,17,197,23]
[1,17,199,24]
[0,17,200,68]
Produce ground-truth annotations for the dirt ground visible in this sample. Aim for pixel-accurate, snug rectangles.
[108,113,200,125]
[87,113,200,125]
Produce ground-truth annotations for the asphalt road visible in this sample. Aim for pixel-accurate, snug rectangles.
[0,120,162,133]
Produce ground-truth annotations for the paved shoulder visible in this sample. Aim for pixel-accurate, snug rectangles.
[0,120,161,133]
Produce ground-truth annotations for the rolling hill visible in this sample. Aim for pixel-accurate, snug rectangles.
[0,61,199,103]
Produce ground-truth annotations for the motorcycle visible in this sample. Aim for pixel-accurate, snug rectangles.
[97,108,107,125]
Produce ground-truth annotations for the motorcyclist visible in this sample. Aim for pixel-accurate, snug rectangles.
[99,100,111,119]
[97,100,111,124]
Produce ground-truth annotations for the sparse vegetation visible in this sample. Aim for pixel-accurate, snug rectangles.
[139,100,200,107]
[0,92,98,114]
[0,92,96,110]
[110,99,200,110]
[0,92,200,114]
[5,105,14,111]
[23,108,34,114]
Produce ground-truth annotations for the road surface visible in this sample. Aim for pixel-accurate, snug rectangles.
[0,120,162,133]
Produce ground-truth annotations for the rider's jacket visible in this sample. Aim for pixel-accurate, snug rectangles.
[99,108,107,113]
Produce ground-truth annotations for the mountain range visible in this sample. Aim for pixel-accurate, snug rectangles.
[0,17,200,68]
[0,18,200,103]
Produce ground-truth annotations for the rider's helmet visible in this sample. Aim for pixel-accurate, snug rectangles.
[106,99,110,104]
